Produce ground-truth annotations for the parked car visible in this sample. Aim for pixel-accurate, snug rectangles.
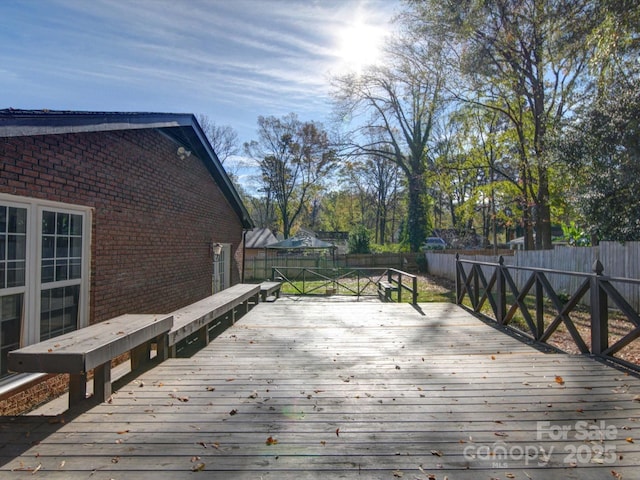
[421,237,447,250]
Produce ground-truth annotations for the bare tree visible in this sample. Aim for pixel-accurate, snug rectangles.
[197,114,240,166]
[244,114,337,239]
[332,32,447,252]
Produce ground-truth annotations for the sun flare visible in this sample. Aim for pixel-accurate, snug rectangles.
[337,20,386,73]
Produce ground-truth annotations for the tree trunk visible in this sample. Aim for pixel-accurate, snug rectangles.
[407,172,429,252]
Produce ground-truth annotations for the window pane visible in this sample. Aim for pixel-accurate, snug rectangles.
[0,236,4,261]
[70,237,82,258]
[55,259,69,282]
[41,259,55,283]
[56,236,69,258]
[7,261,25,287]
[69,259,82,280]
[10,207,26,234]
[40,286,79,341]
[70,214,83,235]
[42,210,56,235]
[42,236,55,259]
[56,213,69,235]
[1,293,23,376]
[0,207,6,233]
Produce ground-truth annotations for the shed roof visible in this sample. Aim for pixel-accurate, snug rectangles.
[266,237,335,250]
[0,109,254,229]
[245,227,278,249]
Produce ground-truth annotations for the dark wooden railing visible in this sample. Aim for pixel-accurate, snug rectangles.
[271,267,418,305]
[456,254,640,371]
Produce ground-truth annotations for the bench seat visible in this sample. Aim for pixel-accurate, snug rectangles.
[167,283,260,356]
[378,280,398,302]
[8,313,173,408]
[260,281,282,302]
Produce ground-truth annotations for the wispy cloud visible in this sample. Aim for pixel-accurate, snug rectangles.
[0,0,400,141]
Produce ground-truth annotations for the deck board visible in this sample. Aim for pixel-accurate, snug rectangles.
[1,299,639,479]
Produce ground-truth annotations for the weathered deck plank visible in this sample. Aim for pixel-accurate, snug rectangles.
[1,300,639,479]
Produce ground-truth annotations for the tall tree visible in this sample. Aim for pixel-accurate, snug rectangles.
[332,32,447,252]
[244,114,337,239]
[197,114,240,166]
[407,0,596,249]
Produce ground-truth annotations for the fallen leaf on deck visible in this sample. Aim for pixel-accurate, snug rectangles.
[191,456,201,462]
[431,449,443,456]
[494,432,508,437]
[392,470,403,477]
[191,462,205,472]
[555,376,565,385]
[336,428,340,437]
[506,474,515,479]
[626,437,634,443]
[111,456,120,463]
[206,386,215,391]
[491,355,496,360]
[229,409,238,416]
[117,430,130,434]
[265,436,278,445]
[32,464,42,474]
[58,460,65,469]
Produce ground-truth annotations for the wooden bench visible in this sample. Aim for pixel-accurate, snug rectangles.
[166,283,260,357]
[378,280,398,302]
[7,314,173,409]
[260,281,282,302]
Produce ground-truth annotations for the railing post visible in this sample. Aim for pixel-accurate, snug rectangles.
[590,259,608,355]
[535,272,544,339]
[455,254,461,304]
[496,256,506,324]
[412,275,418,305]
[398,271,403,303]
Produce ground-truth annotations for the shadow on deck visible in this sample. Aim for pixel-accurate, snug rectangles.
[1,298,639,479]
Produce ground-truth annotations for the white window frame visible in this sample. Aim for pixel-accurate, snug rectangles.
[0,193,91,348]
[212,243,231,293]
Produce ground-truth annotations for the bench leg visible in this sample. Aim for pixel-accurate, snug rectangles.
[68,373,88,407]
[131,342,151,370]
[156,334,168,361]
[93,361,111,403]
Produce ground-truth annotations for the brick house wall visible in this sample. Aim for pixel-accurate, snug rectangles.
[1,128,245,324]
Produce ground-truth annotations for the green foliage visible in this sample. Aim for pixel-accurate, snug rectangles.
[559,76,640,241]
[370,243,410,254]
[348,225,372,254]
[561,221,591,247]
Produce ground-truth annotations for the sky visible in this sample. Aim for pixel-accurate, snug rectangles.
[1,0,401,183]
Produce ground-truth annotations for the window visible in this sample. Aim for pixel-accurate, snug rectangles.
[212,243,231,293]
[0,194,90,378]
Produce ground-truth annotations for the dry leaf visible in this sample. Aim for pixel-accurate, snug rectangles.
[431,449,443,456]
[336,428,340,437]
[191,462,205,472]
[265,436,278,445]
[117,429,130,435]
[555,376,565,385]
[229,409,238,416]
[32,464,42,474]
[506,474,515,479]
[392,470,404,478]
[626,437,634,443]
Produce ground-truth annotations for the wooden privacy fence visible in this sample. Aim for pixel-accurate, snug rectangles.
[427,241,640,311]
[271,267,418,304]
[244,253,409,281]
[456,255,640,371]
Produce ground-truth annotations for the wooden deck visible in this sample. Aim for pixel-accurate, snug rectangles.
[1,299,640,479]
